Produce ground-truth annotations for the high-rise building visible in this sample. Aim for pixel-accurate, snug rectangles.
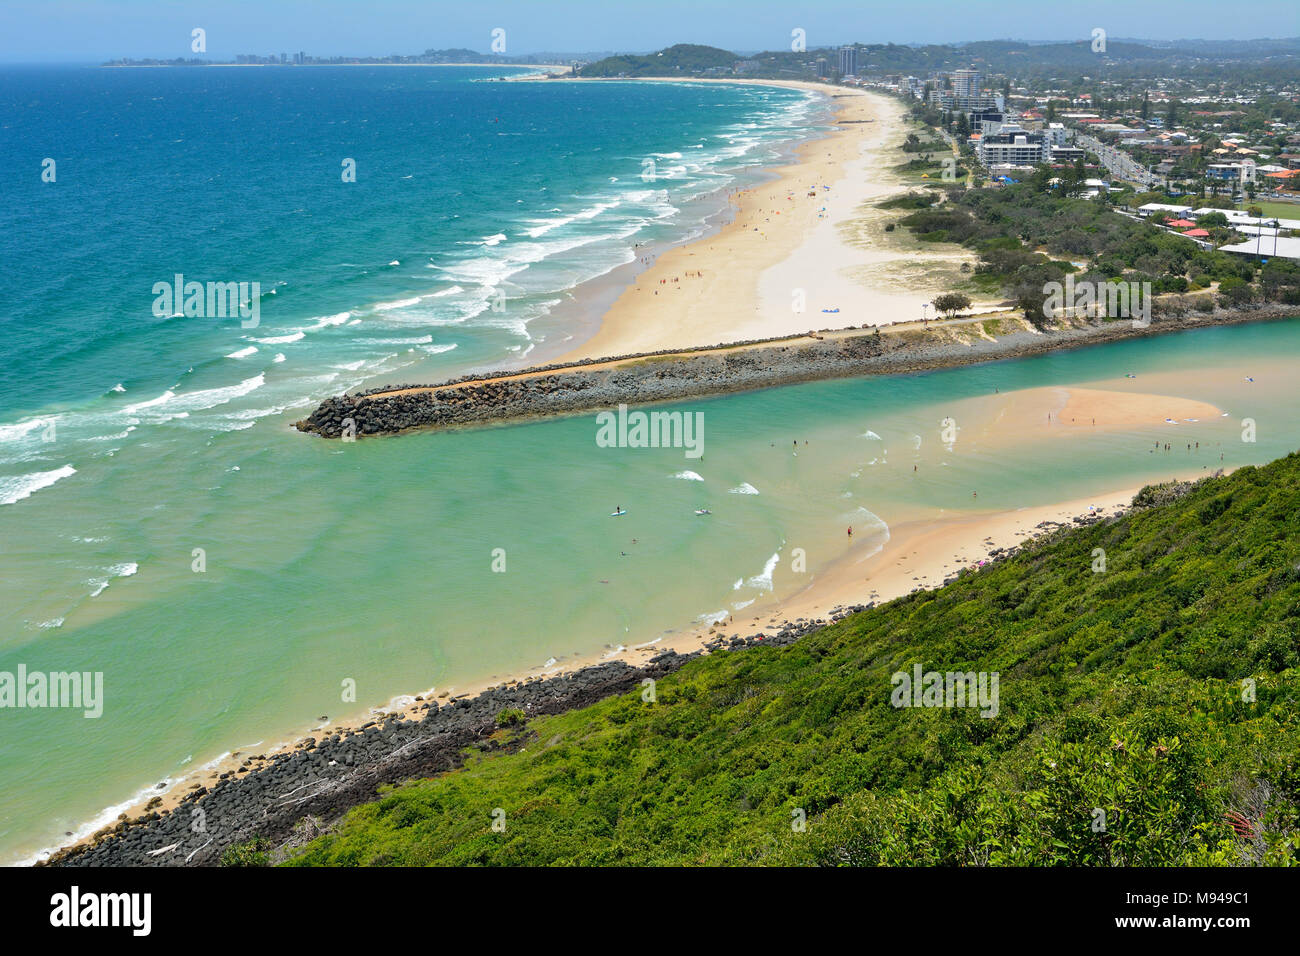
[928,68,999,113]
[838,45,857,77]
[951,69,982,98]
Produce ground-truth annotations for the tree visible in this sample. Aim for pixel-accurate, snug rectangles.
[1140,90,1150,121]
[932,292,972,318]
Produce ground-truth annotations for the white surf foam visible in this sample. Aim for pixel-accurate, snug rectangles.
[0,419,53,443]
[745,552,781,592]
[125,374,265,420]
[0,465,77,506]
[89,561,138,597]
[251,331,305,345]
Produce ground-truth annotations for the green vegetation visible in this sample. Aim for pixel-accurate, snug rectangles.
[932,292,972,317]
[876,190,938,211]
[1246,201,1300,222]
[289,455,1300,866]
[895,181,1300,324]
[496,707,526,728]
[221,836,272,867]
[901,132,947,155]
[577,44,737,77]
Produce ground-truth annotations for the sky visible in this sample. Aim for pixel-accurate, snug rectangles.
[0,0,1295,63]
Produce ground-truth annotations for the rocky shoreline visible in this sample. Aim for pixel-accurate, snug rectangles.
[294,305,1296,440]
[45,615,852,867]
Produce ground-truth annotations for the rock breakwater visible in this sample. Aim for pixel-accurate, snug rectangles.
[295,306,1295,440]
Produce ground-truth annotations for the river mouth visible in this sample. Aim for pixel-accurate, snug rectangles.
[5,315,1300,865]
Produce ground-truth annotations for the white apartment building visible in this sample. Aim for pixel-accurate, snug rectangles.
[978,124,1050,167]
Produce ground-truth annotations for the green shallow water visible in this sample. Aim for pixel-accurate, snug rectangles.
[2,317,1299,862]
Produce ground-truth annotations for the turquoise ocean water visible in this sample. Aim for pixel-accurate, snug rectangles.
[0,64,1297,863]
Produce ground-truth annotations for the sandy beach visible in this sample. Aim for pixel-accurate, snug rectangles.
[560,80,986,361]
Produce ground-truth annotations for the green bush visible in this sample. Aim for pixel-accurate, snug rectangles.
[221,836,272,867]
[1217,276,1254,306]
[495,708,526,728]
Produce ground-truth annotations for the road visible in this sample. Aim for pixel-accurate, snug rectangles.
[1074,131,1164,190]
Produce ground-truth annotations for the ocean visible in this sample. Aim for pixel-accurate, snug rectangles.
[1,64,1298,864]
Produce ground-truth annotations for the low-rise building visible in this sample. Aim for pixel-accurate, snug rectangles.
[978,124,1050,167]
[1219,235,1300,260]
[1137,202,1195,218]
[1206,159,1256,184]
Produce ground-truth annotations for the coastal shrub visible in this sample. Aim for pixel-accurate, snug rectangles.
[495,708,526,728]
[220,836,272,867]
[1217,276,1254,306]
[1260,260,1300,302]
[877,191,933,210]
[902,136,946,154]
[1152,295,1192,318]
[288,454,1300,868]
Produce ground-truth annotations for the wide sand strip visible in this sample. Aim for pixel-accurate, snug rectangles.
[562,81,980,361]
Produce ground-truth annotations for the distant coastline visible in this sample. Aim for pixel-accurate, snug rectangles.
[102,62,571,73]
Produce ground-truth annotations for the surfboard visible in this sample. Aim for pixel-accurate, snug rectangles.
[610,510,627,517]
